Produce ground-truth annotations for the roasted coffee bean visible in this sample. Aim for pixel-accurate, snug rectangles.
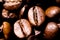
[57,23,60,28]
[0,0,3,2]
[19,5,27,18]
[2,9,17,18]
[26,0,31,3]
[0,25,3,32]
[56,0,60,3]
[34,29,41,36]
[44,22,59,39]
[0,38,4,40]
[3,0,22,10]
[2,22,11,39]
[45,6,60,18]
[27,35,39,40]
[14,19,32,38]
[28,6,45,26]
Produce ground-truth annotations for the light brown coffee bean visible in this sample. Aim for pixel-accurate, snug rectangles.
[3,0,22,10]
[28,6,45,26]
[14,19,32,38]
[2,22,11,39]
[44,22,59,39]
[45,6,60,18]
[2,9,17,18]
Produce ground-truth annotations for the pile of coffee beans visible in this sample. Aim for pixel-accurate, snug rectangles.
[0,0,60,40]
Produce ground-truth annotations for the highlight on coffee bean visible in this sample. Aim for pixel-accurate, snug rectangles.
[0,25,3,32]
[0,0,2,2]
[34,29,41,36]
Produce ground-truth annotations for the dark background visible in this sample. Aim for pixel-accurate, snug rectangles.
[0,0,60,40]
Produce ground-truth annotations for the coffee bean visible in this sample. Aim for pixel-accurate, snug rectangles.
[56,0,60,3]
[4,0,22,2]
[2,22,11,39]
[34,29,41,36]
[19,5,27,18]
[45,6,60,18]
[14,19,32,38]
[2,9,17,18]
[0,0,3,2]
[28,6,45,26]
[0,25,3,32]
[0,38,4,40]
[3,0,22,10]
[27,35,39,40]
[57,23,60,28]
[44,22,59,39]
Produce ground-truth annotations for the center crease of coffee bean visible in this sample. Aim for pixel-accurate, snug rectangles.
[18,21,26,37]
[33,7,38,25]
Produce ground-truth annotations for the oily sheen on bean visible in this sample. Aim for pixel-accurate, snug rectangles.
[2,22,11,39]
[45,6,60,18]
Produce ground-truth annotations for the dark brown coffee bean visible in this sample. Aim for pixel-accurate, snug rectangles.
[28,6,45,26]
[45,6,60,18]
[3,0,22,10]
[26,0,31,3]
[44,22,59,39]
[27,35,39,40]
[56,0,60,3]
[0,25,3,32]
[2,22,11,39]
[14,19,32,38]
[2,9,17,18]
